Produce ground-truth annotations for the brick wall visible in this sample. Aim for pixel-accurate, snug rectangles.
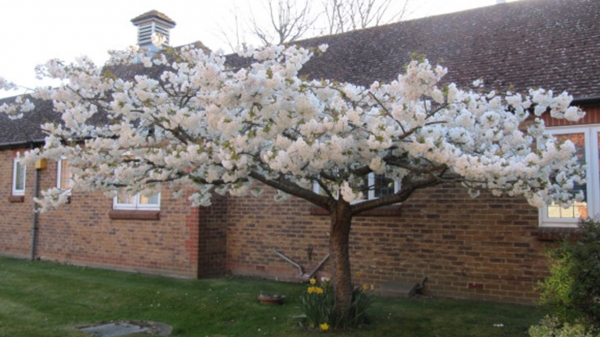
[0,155,206,278]
[223,185,551,305]
[197,195,228,277]
[0,149,32,258]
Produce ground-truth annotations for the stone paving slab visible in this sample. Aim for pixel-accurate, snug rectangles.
[78,321,171,337]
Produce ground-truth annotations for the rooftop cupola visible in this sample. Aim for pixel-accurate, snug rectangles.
[131,10,176,50]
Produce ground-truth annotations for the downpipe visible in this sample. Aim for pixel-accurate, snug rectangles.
[30,162,42,261]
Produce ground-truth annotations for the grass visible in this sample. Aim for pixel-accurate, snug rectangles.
[0,256,545,337]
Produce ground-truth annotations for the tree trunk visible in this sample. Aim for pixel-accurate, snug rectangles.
[329,199,353,325]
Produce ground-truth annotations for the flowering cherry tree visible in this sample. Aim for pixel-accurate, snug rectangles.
[0,44,585,323]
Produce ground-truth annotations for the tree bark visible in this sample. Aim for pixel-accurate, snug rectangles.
[329,199,354,325]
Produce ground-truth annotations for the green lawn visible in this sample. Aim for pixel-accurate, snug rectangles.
[0,256,544,337]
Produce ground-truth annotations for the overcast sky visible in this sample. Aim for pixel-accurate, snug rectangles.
[0,0,519,98]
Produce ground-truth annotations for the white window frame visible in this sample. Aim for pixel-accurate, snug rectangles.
[113,191,161,210]
[56,158,73,195]
[313,173,400,201]
[112,151,161,210]
[12,158,26,196]
[366,173,400,199]
[539,125,599,228]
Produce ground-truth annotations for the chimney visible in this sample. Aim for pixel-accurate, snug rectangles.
[131,10,176,50]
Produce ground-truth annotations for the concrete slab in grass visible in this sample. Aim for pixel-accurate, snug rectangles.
[78,321,171,337]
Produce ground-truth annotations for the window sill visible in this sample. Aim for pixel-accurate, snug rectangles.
[537,226,581,241]
[108,209,160,221]
[310,206,401,217]
[8,195,24,203]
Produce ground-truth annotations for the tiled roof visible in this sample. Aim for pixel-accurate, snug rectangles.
[0,96,54,148]
[0,95,114,149]
[297,0,600,98]
[2,0,599,146]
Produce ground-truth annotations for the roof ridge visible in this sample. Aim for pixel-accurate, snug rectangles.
[131,10,176,26]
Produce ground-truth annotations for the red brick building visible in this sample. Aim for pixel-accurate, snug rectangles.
[1,0,599,304]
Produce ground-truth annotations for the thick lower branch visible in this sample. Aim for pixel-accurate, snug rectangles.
[249,171,330,209]
[351,175,443,215]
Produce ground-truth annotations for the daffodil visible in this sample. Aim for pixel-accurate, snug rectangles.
[307,286,324,294]
[309,278,317,285]
[320,323,330,331]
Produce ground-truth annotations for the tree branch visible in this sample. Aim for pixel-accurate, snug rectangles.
[350,173,441,215]
[249,171,330,209]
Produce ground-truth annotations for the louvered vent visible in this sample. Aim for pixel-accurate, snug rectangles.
[131,10,176,49]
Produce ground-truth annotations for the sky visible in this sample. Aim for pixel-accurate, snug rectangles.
[0,0,520,98]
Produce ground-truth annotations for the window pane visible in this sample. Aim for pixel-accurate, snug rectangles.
[116,190,135,204]
[58,160,71,190]
[361,175,370,197]
[362,174,396,199]
[14,161,25,190]
[373,174,395,198]
[546,132,587,219]
[139,193,160,205]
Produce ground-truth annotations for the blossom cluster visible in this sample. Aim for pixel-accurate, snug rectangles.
[0,43,585,211]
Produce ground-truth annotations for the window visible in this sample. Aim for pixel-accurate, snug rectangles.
[12,158,26,196]
[56,159,73,194]
[313,173,400,201]
[540,126,598,227]
[113,189,160,210]
[365,174,398,199]
[112,152,160,211]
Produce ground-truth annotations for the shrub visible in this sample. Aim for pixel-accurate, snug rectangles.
[529,316,598,337]
[299,277,372,331]
[537,217,600,329]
